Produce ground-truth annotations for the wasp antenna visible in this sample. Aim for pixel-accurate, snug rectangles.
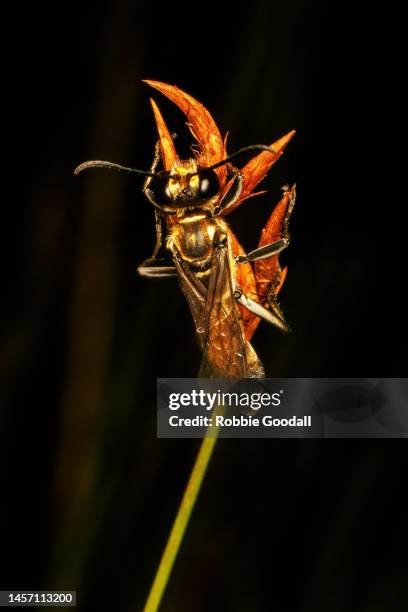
[73,159,160,178]
[198,144,278,173]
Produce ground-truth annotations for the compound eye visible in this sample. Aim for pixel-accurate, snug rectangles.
[151,174,173,205]
[198,170,219,200]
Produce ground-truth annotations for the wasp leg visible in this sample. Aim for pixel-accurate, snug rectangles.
[138,257,177,277]
[235,238,289,264]
[266,293,290,331]
[234,288,290,332]
[143,141,161,190]
[138,142,178,274]
[238,184,296,264]
[137,209,171,276]
[214,172,243,215]
[142,141,176,214]
[139,143,176,277]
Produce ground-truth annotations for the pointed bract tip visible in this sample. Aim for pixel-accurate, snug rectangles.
[148,95,178,170]
[149,96,159,110]
[271,129,296,153]
[143,79,174,91]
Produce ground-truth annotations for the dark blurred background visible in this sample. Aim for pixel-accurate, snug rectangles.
[1,0,407,610]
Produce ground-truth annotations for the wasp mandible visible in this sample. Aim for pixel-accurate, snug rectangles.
[75,80,296,378]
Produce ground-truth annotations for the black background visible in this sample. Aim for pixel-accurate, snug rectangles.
[1,1,407,610]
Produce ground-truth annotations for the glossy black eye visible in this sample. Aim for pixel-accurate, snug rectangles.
[198,170,219,200]
[151,174,172,204]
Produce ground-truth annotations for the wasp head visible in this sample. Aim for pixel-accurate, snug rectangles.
[148,159,219,213]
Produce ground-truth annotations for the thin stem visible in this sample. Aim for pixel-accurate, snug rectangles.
[142,415,221,612]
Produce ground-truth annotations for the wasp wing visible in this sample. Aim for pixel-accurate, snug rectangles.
[174,231,264,378]
[173,256,206,331]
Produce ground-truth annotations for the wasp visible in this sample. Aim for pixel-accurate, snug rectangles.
[75,80,296,378]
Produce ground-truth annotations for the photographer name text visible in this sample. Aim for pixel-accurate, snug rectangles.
[168,414,312,428]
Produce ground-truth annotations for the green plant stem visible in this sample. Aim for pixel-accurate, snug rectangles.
[142,421,220,612]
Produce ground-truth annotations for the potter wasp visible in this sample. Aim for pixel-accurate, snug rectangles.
[75,80,296,378]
